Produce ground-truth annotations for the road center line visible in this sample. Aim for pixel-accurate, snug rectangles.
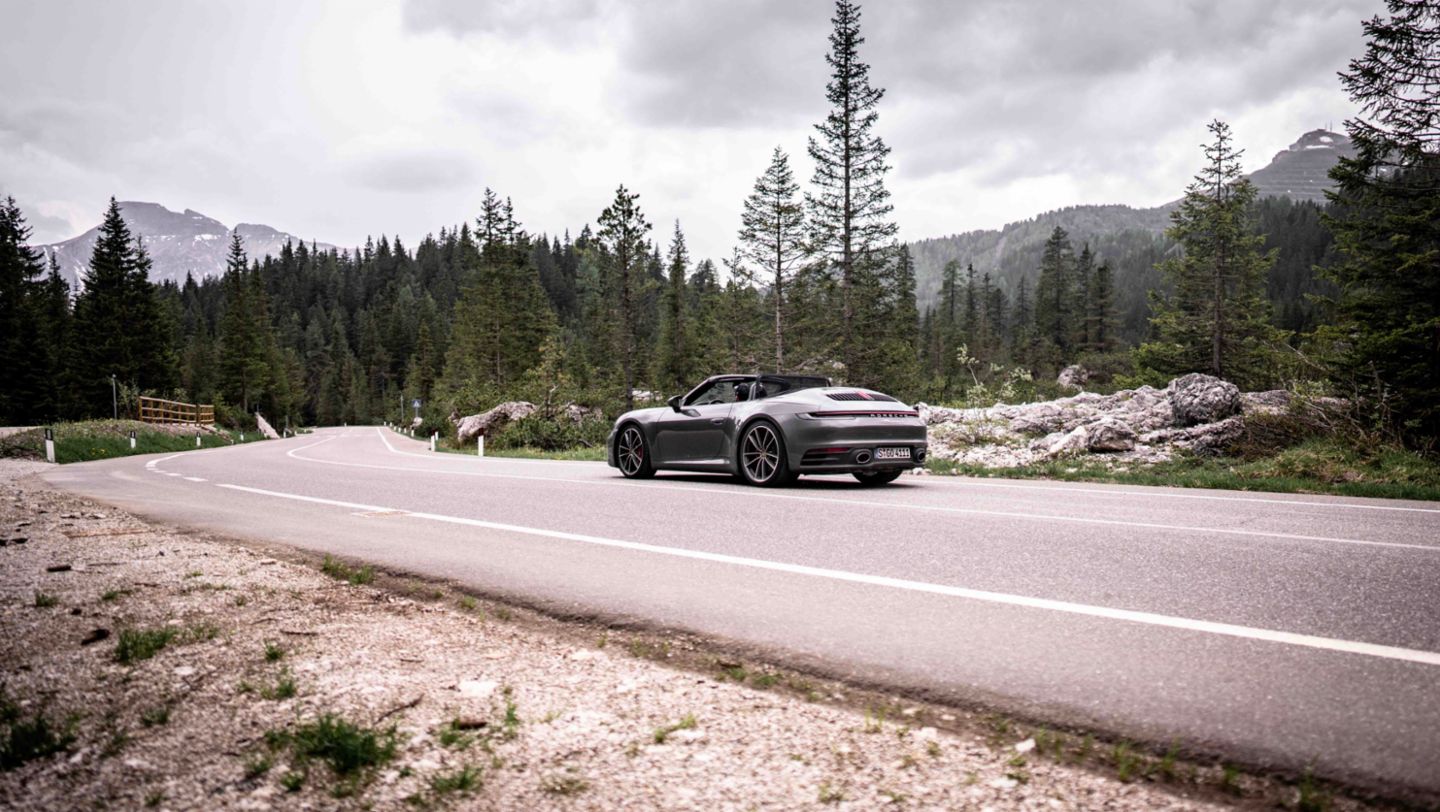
[274,430,1437,553]
[213,481,1440,668]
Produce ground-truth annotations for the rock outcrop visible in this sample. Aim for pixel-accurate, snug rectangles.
[451,401,606,444]
[919,374,1283,469]
[452,402,536,444]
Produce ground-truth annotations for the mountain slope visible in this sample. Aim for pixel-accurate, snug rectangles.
[38,201,337,288]
[907,129,1353,334]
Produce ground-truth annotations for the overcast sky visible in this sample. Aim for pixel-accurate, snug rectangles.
[1,0,1376,262]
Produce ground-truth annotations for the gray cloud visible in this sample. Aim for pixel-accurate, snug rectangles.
[349,149,480,193]
[0,0,1380,262]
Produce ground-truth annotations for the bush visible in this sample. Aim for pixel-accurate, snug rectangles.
[488,414,608,451]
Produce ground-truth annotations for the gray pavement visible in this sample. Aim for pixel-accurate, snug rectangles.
[37,427,1440,799]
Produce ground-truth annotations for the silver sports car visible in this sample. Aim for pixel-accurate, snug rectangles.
[606,374,928,486]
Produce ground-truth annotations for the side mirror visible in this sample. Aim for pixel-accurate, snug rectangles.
[667,395,682,412]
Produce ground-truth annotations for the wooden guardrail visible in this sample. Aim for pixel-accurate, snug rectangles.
[138,396,215,425]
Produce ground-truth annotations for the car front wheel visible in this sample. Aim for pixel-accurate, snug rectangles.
[616,425,655,479]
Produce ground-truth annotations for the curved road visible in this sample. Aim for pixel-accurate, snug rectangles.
[39,427,1440,799]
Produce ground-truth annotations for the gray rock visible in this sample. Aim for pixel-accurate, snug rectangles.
[1168,373,1240,426]
[1056,364,1089,390]
[452,402,537,444]
[1084,418,1137,452]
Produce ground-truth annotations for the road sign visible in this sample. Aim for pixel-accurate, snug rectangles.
[412,399,421,410]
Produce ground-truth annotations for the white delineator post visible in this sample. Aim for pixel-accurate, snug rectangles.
[44,428,55,463]
[196,435,201,447]
[478,435,485,457]
[430,432,437,452]
[129,430,136,450]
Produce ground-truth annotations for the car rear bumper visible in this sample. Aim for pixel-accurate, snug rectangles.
[783,418,928,472]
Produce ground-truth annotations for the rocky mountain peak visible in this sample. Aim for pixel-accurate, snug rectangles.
[37,202,336,288]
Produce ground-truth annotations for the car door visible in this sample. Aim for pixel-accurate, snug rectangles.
[655,380,737,463]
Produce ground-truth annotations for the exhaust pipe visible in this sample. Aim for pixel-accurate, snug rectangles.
[854,450,872,465]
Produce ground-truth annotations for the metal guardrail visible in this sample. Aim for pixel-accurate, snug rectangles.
[138,396,215,425]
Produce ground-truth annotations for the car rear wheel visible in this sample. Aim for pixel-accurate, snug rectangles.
[616,425,655,479]
[853,470,902,486]
[738,421,794,486]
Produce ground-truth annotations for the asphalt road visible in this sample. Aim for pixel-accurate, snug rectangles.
[38,427,1440,798]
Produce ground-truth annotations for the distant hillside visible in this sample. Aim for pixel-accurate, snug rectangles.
[38,201,337,288]
[1248,129,1355,204]
[907,129,1351,343]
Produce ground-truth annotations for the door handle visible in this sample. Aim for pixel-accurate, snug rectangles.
[709,418,725,425]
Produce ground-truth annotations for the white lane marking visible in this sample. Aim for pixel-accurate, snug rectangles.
[374,428,602,466]
[275,432,1437,553]
[922,476,1440,515]
[377,426,1436,514]
[184,477,206,482]
[213,481,1440,668]
[165,472,182,477]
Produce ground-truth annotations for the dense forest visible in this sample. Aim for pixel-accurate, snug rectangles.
[1,0,1435,448]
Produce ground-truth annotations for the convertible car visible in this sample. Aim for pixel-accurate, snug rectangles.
[606,374,927,486]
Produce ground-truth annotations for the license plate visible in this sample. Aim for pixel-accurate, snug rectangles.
[874,447,911,460]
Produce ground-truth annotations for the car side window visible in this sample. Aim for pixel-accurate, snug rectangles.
[686,381,745,406]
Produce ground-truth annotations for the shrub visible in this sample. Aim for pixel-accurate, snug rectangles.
[488,415,608,451]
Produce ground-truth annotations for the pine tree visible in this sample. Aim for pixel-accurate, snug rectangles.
[217,232,272,414]
[68,198,175,417]
[1136,120,1283,388]
[739,146,806,370]
[0,196,49,422]
[1033,226,1075,366]
[1072,244,1095,350]
[1088,262,1118,353]
[1322,0,1440,442]
[654,221,694,393]
[596,185,652,412]
[806,0,898,381]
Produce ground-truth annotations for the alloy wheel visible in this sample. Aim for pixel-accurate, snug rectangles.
[741,423,781,484]
[618,426,646,476]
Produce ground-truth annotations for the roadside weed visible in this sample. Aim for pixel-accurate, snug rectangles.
[114,628,177,664]
[652,713,697,744]
[33,592,58,608]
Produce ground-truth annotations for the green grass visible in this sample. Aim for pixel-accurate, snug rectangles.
[114,628,178,664]
[140,705,171,727]
[32,592,59,608]
[927,438,1440,501]
[260,670,297,700]
[281,715,398,775]
[264,642,285,662]
[652,714,697,744]
[0,692,76,770]
[320,555,374,585]
[433,441,606,462]
[0,419,269,464]
[431,765,482,795]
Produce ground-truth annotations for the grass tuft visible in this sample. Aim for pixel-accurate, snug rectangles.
[431,765,482,795]
[652,713,697,744]
[115,628,178,664]
[32,592,59,608]
[0,692,76,770]
[320,555,374,585]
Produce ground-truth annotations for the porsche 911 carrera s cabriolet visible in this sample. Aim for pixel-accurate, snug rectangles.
[606,374,927,486]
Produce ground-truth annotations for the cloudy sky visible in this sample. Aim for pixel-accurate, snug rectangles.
[1,0,1376,262]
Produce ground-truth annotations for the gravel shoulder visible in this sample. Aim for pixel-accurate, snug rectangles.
[0,459,1386,811]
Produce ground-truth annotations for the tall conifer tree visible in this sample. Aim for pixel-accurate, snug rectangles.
[739,147,806,370]
[596,185,652,412]
[1323,0,1440,441]
[806,0,898,382]
[1137,121,1282,387]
